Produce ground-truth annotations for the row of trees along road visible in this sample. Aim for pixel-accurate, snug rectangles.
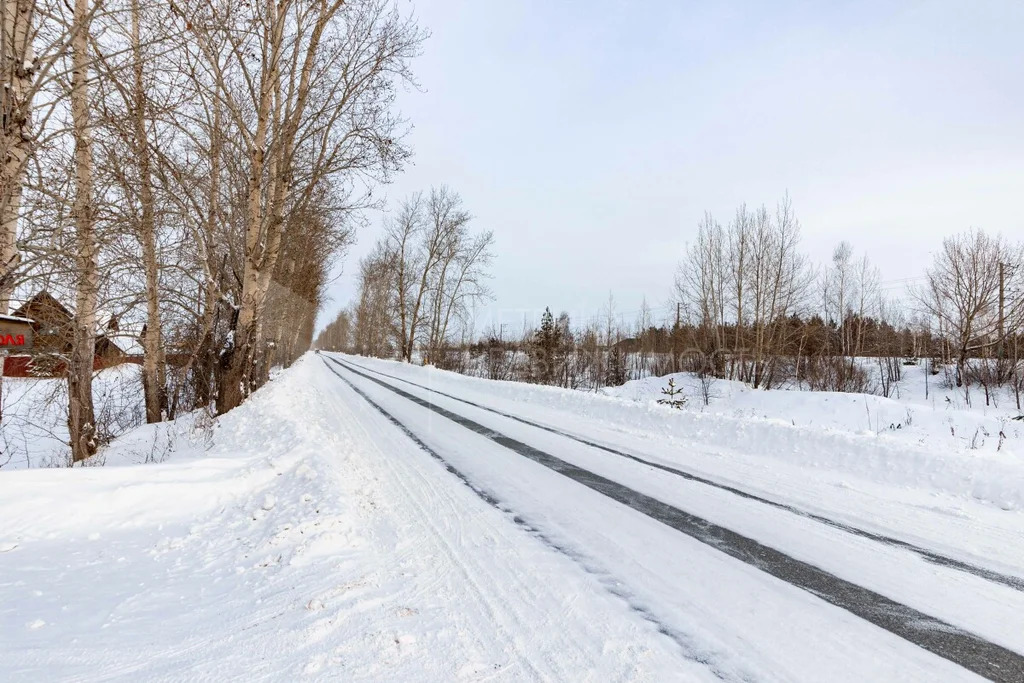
[1,0,424,461]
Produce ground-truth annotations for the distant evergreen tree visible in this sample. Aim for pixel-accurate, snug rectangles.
[531,307,558,384]
[606,344,628,386]
[538,307,555,341]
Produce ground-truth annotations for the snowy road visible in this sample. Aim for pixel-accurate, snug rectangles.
[321,352,1024,682]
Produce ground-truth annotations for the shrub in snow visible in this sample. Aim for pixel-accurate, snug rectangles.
[801,355,874,394]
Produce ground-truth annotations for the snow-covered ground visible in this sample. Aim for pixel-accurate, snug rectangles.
[352,357,1024,511]
[1,365,145,469]
[2,353,1023,681]
[0,356,697,681]
[608,362,1024,459]
[318,353,1024,680]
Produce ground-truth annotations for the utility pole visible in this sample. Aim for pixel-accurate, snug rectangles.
[998,262,1005,362]
[673,302,681,373]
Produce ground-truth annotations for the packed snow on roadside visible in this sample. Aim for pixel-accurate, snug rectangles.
[0,355,694,681]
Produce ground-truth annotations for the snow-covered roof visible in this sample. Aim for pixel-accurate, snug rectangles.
[107,330,144,356]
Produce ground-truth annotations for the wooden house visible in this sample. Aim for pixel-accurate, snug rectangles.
[3,291,126,377]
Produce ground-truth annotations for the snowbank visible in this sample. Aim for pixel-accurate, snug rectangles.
[608,364,1023,457]
[0,357,352,679]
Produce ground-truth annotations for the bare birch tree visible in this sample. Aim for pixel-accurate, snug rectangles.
[355,186,494,362]
[727,204,752,379]
[675,196,811,387]
[914,229,1024,387]
[675,212,727,375]
[128,0,164,422]
[87,0,171,423]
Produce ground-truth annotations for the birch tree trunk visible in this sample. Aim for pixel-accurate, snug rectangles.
[0,0,33,311]
[130,0,165,423]
[67,0,98,462]
[216,1,285,413]
[0,0,35,424]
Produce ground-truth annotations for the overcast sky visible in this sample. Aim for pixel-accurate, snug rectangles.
[320,0,1024,332]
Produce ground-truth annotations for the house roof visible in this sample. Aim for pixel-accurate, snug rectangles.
[105,331,142,356]
[10,291,128,356]
[95,334,126,356]
[11,291,73,320]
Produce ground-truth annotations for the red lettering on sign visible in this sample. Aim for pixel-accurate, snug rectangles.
[0,334,25,346]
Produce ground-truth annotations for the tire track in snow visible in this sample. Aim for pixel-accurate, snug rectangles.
[321,356,755,682]
[332,354,1024,594]
[333,383,548,681]
[323,354,1024,683]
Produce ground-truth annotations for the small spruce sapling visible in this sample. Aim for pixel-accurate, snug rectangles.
[657,378,687,409]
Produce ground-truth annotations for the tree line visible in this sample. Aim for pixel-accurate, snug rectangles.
[1,0,423,461]
[322,194,1024,409]
[673,197,1023,400]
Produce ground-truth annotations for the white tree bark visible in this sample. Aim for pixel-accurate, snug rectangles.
[130,0,165,423]
[1,0,34,311]
[0,0,35,425]
[67,0,98,462]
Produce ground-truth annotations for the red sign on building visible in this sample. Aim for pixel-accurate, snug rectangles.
[0,315,33,352]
